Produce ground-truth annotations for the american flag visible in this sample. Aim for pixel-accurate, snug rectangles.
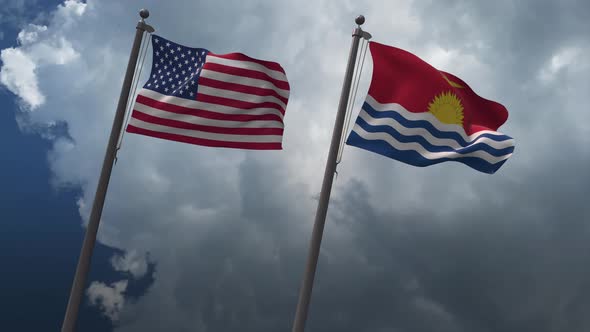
[126,35,290,150]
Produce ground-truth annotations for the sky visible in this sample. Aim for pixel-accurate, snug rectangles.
[1,0,589,331]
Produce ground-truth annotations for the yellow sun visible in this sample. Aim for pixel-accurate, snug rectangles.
[427,91,464,125]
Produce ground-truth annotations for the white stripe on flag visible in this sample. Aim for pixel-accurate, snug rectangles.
[128,117,283,143]
[199,69,290,98]
[137,89,285,119]
[134,102,284,128]
[196,85,287,110]
[351,125,513,164]
[364,95,504,141]
[357,109,514,150]
[205,55,288,82]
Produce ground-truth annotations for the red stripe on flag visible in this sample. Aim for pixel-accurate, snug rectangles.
[131,110,284,136]
[208,53,286,73]
[136,95,285,122]
[202,63,290,91]
[198,77,289,105]
[196,93,285,113]
[126,124,282,150]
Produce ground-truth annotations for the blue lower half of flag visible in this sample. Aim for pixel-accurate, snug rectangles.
[345,96,515,174]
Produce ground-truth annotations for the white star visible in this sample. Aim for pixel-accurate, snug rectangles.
[190,92,194,96]
[154,38,159,43]
[191,56,195,61]
[163,65,168,70]
[168,77,173,81]
[152,74,156,78]
[160,46,164,51]
[155,63,159,68]
[191,80,196,85]
[178,63,182,68]
[155,84,159,88]
[182,70,186,75]
[155,51,160,56]
[165,42,170,47]
[185,60,189,65]
[159,58,164,63]
[169,60,173,65]
[175,74,179,78]
[172,68,176,73]
[181,53,185,58]
[158,69,162,74]
[170,49,175,54]
[164,53,169,58]
[147,83,151,87]
[160,75,164,79]
[174,56,179,61]
[154,79,158,83]
[166,72,171,76]
[172,84,176,88]
[177,46,181,51]
[178,80,182,85]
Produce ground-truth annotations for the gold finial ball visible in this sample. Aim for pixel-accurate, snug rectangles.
[355,15,365,25]
[139,9,150,19]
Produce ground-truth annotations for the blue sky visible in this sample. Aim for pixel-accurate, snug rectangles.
[1,1,589,331]
[0,1,153,330]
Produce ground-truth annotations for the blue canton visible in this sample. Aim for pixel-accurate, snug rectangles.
[144,35,209,100]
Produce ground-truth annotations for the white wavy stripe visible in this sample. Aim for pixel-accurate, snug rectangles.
[128,117,283,143]
[206,55,288,82]
[364,94,509,142]
[137,89,285,120]
[134,102,284,129]
[197,85,287,110]
[351,125,513,164]
[357,109,515,150]
[200,69,290,99]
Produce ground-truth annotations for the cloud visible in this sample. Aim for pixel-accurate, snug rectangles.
[86,280,127,321]
[2,0,590,331]
[87,280,128,321]
[111,251,149,279]
[0,0,84,110]
[0,46,44,108]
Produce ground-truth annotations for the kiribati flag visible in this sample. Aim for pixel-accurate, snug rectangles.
[346,42,515,174]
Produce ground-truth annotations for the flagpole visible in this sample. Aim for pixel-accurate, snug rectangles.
[61,9,154,332]
[291,15,369,332]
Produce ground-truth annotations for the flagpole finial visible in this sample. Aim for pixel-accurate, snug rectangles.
[355,15,365,26]
[139,9,150,19]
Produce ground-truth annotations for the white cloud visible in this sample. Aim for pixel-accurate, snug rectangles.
[0,1,83,110]
[17,24,48,44]
[111,251,149,279]
[87,280,128,321]
[0,47,44,108]
[538,46,580,83]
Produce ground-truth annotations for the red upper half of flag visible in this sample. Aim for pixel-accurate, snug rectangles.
[368,41,509,135]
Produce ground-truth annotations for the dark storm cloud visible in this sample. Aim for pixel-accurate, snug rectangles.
[412,0,590,69]
[111,0,590,330]
[300,143,590,332]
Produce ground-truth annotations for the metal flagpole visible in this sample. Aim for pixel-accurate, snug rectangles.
[61,9,155,332]
[291,15,371,332]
